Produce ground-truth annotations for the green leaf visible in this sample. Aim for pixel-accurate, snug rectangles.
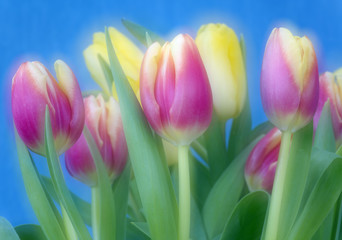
[190,197,208,240]
[0,217,20,240]
[105,28,178,240]
[189,155,211,211]
[204,113,227,184]
[121,19,165,47]
[220,191,269,240]
[44,108,91,240]
[113,161,131,240]
[314,101,335,152]
[264,123,313,240]
[97,54,114,97]
[126,222,150,240]
[83,126,116,240]
[202,137,262,239]
[248,121,274,144]
[15,224,47,240]
[301,102,336,208]
[227,92,252,163]
[288,156,342,240]
[15,131,66,240]
[130,222,151,238]
[40,176,92,226]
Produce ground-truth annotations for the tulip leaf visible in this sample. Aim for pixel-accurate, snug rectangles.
[301,102,336,207]
[202,137,262,239]
[126,222,150,240]
[112,161,131,240]
[248,121,274,143]
[204,113,228,184]
[190,155,211,210]
[83,126,117,240]
[15,224,47,240]
[261,123,313,240]
[0,217,20,240]
[287,155,342,240]
[105,28,178,240]
[122,19,165,46]
[313,101,335,152]
[130,222,151,238]
[97,54,114,97]
[227,92,252,163]
[40,176,92,226]
[219,191,269,240]
[14,130,66,240]
[44,109,92,240]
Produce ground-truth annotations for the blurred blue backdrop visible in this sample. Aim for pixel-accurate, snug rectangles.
[1,0,342,227]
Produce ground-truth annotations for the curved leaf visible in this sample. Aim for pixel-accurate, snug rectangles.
[202,137,262,238]
[44,109,91,240]
[15,224,47,240]
[288,156,342,240]
[84,126,116,240]
[220,191,269,240]
[0,217,19,240]
[15,131,66,240]
[105,28,178,240]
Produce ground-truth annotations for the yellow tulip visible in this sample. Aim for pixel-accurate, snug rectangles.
[196,23,246,120]
[83,27,143,100]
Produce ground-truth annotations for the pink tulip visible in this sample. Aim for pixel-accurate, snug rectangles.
[314,70,342,147]
[140,34,213,145]
[245,128,282,193]
[65,94,127,186]
[261,28,319,132]
[12,60,84,155]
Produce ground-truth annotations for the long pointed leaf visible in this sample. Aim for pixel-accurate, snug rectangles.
[113,160,131,240]
[15,224,47,240]
[15,131,66,240]
[0,217,20,240]
[121,19,165,46]
[105,28,178,240]
[220,191,269,240]
[44,109,91,240]
[202,137,262,238]
[83,126,116,240]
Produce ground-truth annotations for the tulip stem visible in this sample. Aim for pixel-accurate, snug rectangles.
[91,186,100,240]
[264,131,292,240]
[178,145,191,240]
[61,205,78,240]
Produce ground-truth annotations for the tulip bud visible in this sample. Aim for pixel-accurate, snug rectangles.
[140,34,213,145]
[195,23,246,120]
[261,28,319,132]
[245,128,282,193]
[313,69,342,147]
[12,60,85,155]
[65,94,128,186]
[84,27,143,99]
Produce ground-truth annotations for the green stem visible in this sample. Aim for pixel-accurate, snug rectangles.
[91,186,100,240]
[61,205,78,240]
[178,145,190,240]
[264,131,292,240]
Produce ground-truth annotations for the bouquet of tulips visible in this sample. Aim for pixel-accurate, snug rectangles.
[3,19,342,240]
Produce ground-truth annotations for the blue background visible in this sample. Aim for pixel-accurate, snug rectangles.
[1,0,342,227]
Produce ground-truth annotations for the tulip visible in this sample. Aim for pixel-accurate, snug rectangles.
[196,23,246,120]
[313,69,342,147]
[245,128,282,193]
[84,27,143,99]
[140,34,213,145]
[65,94,128,186]
[12,60,85,155]
[260,27,319,132]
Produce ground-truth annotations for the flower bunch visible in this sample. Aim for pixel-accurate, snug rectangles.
[7,19,342,240]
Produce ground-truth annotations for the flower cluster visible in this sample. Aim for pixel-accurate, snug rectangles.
[9,20,342,240]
